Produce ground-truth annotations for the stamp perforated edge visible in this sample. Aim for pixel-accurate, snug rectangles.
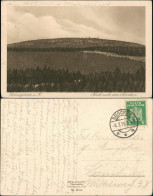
[124,100,147,127]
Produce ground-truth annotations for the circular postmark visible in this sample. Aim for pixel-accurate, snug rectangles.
[110,109,138,138]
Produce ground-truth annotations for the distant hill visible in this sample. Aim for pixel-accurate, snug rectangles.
[8,38,145,56]
[7,38,145,74]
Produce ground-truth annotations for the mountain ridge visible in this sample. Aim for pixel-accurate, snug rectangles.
[7,38,145,73]
[8,38,145,48]
[7,38,145,57]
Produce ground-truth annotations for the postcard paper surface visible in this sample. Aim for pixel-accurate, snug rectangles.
[1,1,152,98]
[1,99,152,195]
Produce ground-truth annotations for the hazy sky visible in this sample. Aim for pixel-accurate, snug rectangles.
[7,6,145,44]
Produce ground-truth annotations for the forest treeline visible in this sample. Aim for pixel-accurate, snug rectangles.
[8,46,145,56]
[7,66,145,92]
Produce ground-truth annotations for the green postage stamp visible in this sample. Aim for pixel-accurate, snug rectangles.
[126,100,146,126]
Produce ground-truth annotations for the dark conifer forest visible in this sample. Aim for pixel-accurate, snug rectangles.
[7,66,145,92]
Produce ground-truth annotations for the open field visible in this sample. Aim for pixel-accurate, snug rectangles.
[7,51,145,74]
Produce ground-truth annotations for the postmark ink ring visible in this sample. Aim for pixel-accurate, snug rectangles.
[110,109,138,138]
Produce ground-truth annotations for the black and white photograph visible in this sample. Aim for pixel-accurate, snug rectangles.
[1,1,152,97]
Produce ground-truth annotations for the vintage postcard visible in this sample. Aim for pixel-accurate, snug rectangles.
[1,1,152,98]
[1,99,152,195]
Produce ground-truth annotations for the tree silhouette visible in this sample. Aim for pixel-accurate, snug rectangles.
[7,66,145,92]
